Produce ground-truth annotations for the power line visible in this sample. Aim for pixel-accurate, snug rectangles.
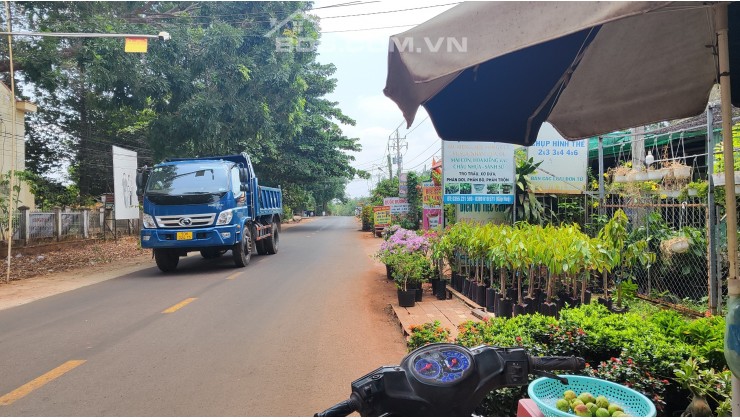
[321,23,418,34]
[320,3,460,19]
[406,147,441,171]
[405,116,429,136]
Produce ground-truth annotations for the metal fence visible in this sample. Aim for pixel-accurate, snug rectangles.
[537,193,712,315]
[599,195,709,313]
[5,207,141,246]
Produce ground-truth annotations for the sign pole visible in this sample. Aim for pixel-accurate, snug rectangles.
[4,0,17,283]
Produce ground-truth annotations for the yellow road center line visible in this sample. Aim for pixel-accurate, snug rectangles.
[0,360,86,406]
[226,272,243,280]
[162,298,197,314]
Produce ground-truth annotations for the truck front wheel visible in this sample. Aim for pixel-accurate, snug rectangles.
[233,226,252,267]
[154,249,179,272]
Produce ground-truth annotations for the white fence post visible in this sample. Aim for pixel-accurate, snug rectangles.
[82,209,89,239]
[18,205,30,246]
[54,207,62,241]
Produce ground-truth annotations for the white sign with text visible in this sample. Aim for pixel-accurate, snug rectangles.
[442,141,515,204]
[527,139,588,194]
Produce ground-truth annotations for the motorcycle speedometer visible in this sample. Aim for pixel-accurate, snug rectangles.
[407,344,474,386]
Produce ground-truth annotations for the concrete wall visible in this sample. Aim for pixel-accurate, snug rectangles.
[0,83,36,210]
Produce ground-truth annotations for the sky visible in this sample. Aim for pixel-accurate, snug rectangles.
[308,1,567,199]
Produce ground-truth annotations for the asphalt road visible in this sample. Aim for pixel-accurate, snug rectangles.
[0,216,407,416]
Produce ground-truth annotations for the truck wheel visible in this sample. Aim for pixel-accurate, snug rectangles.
[200,249,225,259]
[264,222,279,254]
[154,249,179,272]
[256,238,266,255]
[232,226,252,267]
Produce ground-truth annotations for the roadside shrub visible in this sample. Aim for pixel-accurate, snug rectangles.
[361,205,374,231]
[584,357,667,415]
[679,316,727,371]
[407,321,450,351]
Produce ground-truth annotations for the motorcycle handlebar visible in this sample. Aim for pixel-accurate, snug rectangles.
[530,356,586,372]
[314,397,361,417]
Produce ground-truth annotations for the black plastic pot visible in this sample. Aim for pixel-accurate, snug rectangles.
[485,288,495,312]
[453,273,463,292]
[415,288,423,302]
[582,290,592,305]
[436,280,448,300]
[385,264,393,280]
[431,279,438,296]
[506,288,518,301]
[476,284,486,306]
[598,297,613,309]
[563,296,579,308]
[540,301,558,318]
[466,279,475,300]
[497,297,513,319]
[513,303,527,316]
[397,289,416,307]
[523,296,537,314]
[462,278,471,297]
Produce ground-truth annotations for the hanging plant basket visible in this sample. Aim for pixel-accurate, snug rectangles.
[671,164,692,179]
[660,236,690,259]
[711,171,740,186]
[648,168,667,181]
[633,170,649,182]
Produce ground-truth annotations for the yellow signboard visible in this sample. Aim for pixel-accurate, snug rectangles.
[373,206,391,228]
[125,37,148,53]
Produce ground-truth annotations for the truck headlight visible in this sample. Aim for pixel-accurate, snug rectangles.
[216,210,233,225]
[142,213,156,228]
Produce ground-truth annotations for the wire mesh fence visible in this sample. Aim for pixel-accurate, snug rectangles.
[537,193,712,314]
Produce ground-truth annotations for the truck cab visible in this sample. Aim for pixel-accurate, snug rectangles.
[137,153,282,272]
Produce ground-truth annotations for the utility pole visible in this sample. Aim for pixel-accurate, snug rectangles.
[389,128,407,180]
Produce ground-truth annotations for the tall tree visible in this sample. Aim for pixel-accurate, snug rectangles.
[10,1,365,206]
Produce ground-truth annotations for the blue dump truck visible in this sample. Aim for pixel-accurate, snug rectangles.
[135,153,282,272]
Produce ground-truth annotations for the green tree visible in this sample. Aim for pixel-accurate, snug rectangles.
[12,2,364,207]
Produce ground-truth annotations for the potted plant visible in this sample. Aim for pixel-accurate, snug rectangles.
[711,122,740,187]
[673,357,730,417]
[392,251,431,307]
[597,210,629,308]
[612,163,630,183]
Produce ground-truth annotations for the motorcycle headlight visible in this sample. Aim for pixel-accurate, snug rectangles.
[142,213,156,228]
[216,210,233,225]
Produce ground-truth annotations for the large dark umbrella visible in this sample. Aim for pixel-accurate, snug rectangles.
[384,1,740,412]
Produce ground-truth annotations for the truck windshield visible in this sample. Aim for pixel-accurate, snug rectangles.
[146,162,230,195]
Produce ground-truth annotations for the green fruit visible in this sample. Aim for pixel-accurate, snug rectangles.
[574,404,591,417]
[611,411,629,417]
[578,392,595,404]
[571,399,585,409]
[556,399,571,412]
[595,396,609,409]
[608,404,623,415]
[586,402,598,414]
[564,390,577,401]
[595,407,610,417]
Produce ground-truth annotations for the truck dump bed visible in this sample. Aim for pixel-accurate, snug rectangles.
[257,186,282,217]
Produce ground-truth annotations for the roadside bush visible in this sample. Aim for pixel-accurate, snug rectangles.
[450,303,726,417]
[361,205,373,231]
[583,357,668,415]
[407,321,451,351]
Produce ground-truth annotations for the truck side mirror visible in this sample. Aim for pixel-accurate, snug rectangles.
[136,166,148,195]
[239,168,249,183]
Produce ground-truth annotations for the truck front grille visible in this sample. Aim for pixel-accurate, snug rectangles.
[155,213,216,228]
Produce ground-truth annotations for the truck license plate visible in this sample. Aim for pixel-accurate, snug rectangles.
[176,231,193,240]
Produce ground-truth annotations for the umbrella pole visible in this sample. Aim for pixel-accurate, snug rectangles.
[716,4,740,416]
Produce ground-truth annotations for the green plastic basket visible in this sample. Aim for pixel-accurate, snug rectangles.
[527,375,657,417]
